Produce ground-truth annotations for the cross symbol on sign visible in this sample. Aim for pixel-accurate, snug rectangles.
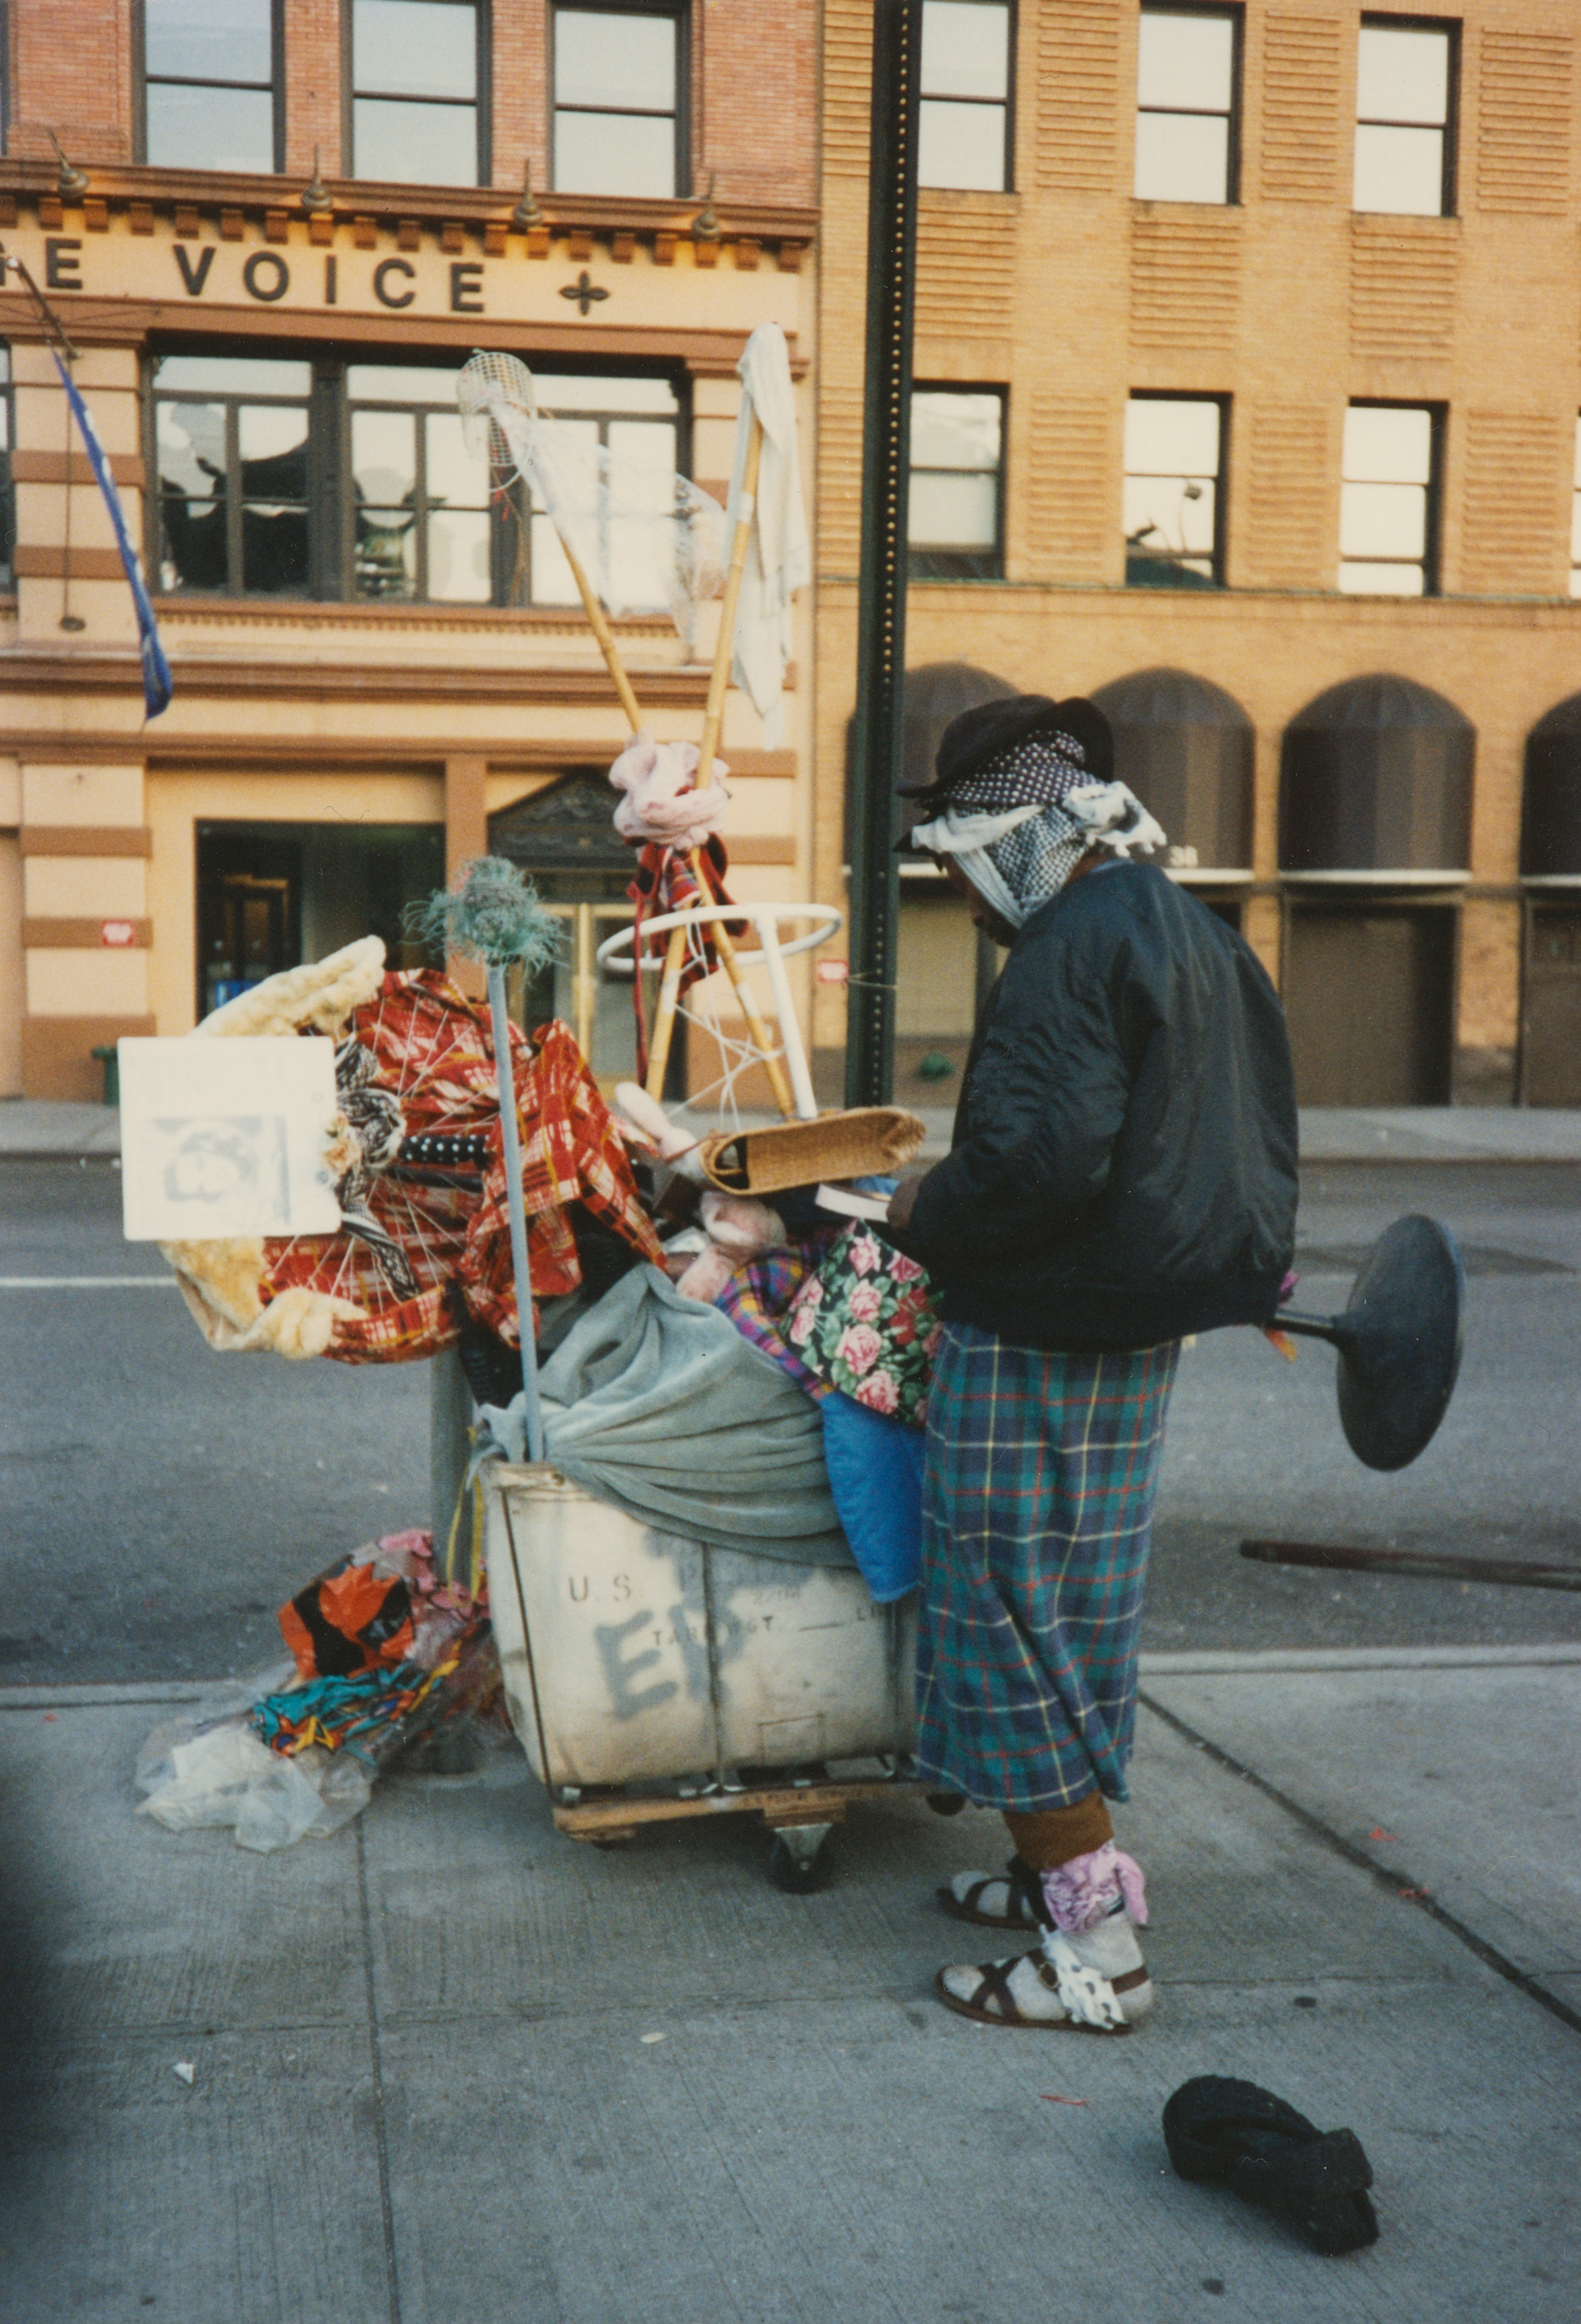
[560,270,610,316]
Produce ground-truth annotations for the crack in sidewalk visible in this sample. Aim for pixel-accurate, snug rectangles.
[1137,1689,1581,2042]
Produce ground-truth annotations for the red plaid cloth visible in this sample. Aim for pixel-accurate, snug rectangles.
[262,970,662,1362]
[627,837,733,1080]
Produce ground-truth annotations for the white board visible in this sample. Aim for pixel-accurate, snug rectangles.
[118,1037,343,1242]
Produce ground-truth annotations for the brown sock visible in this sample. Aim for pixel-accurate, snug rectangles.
[1003,1793,1114,1872]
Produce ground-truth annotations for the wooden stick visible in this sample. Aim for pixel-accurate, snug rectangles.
[644,413,795,1115]
[557,531,643,733]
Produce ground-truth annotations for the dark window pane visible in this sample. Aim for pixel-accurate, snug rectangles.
[554,9,677,109]
[918,98,1006,190]
[1356,25,1448,123]
[353,0,477,98]
[240,503,310,592]
[1137,9,1233,109]
[146,82,275,171]
[353,95,478,184]
[554,110,674,196]
[145,0,272,84]
[920,1,1010,100]
[356,510,419,598]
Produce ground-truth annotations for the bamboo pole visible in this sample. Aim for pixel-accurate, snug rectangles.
[556,531,643,734]
[644,414,796,1115]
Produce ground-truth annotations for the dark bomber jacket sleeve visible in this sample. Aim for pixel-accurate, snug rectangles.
[907,909,1138,1267]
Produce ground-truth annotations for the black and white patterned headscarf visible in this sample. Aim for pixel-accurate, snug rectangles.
[910,730,1166,930]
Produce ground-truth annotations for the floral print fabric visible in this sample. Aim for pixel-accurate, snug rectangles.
[784,1225,941,1426]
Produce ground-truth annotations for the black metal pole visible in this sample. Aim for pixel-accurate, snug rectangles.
[844,0,923,1109]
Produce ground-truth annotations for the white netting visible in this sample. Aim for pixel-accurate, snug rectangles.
[458,351,726,651]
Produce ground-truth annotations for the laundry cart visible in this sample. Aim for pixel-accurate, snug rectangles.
[484,1463,918,1890]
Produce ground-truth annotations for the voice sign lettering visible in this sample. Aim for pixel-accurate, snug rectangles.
[162,245,489,314]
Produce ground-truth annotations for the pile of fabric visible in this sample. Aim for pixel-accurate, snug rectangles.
[136,1529,500,1853]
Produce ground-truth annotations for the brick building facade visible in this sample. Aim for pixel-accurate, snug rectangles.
[813,0,1581,1107]
[0,0,817,1101]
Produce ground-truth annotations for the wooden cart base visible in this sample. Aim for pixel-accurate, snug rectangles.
[552,1771,918,1891]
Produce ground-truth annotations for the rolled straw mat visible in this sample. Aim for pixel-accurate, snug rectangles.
[699,1107,926,1197]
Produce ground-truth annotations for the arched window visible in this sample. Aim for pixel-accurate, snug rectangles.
[1521,695,1581,880]
[1281,674,1471,874]
[1088,666,1252,873]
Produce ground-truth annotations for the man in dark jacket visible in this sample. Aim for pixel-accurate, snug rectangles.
[889,692,1297,2035]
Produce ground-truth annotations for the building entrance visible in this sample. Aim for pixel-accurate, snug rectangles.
[1522,907,1581,1107]
[196,821,443,1019]
[1284,905,1455,1105]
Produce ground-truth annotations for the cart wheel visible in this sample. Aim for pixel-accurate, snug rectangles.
[768,1823,836,1894]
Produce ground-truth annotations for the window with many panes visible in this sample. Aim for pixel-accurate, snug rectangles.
[349,0,486,186]
[0,347,13,588]
[150,349,687,607]
[1353,17,1454,216]
[1339,402,1439,595]
[1570,417,1581,600]
[919,1,1013,192]
[1134,5,1238,204]
[909,389,1004,579]
[1124,395,1225,586]
[552,5,684,198]
[139,0,281,172]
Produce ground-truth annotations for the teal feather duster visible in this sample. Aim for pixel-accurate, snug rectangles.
[405,856,563,973]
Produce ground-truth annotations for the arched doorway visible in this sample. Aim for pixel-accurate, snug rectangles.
[1520,695,1581,1105]
[1279,675,1472,1105]
[1089,665,1253,926]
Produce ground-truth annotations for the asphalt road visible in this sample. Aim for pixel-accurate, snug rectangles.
[3,1156,1579,1683]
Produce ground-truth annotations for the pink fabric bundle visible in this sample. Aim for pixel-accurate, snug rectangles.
[608,730,731,851]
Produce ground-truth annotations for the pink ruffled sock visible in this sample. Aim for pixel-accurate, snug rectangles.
[1039,1841,1149,1935]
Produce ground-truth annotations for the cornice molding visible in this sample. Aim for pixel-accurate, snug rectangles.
[0,162,815,266]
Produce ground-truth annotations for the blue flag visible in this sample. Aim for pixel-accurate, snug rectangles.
[53,353,173,719]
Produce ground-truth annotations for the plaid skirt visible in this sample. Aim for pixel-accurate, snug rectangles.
[914,1321,1180,1811]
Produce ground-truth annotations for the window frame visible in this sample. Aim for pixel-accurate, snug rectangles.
[907,382,1007,583]
[145,344,693,609]
[1134,1,1242,207]
[1338,396,1445,599]
[1570,413,1581,602]
[133,0,287,173]
[549,0,691,201]
[342,0,492,189]
[918,0,1016,196]
[1122,389,1230,590]
[0,345,13,590]
[1354,12,1459,220]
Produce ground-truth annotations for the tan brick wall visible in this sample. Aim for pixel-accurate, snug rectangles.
[815,0,1581,1095]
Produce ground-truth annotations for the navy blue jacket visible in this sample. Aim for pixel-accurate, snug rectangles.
[906,860,1298,1351]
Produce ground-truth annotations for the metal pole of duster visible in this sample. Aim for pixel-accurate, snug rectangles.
[487,964,548,1465]
[844,0,923,1110]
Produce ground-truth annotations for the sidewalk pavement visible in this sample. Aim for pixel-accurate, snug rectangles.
[8,1094,1581,1165]
[1,1645,1575,2323]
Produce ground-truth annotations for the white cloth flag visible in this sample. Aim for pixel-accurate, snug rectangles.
[726,322,811,747]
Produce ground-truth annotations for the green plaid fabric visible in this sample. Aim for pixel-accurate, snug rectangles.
[914,1320,1180,1811]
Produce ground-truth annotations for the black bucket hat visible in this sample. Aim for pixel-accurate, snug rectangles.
[899,693,1114,812]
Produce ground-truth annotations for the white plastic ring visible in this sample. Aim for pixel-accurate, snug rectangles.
[596,902,843,978]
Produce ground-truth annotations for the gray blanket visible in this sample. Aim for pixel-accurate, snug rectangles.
[480,1265,854,1569]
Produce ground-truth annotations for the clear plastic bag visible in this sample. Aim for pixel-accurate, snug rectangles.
[136,1664,373,1852]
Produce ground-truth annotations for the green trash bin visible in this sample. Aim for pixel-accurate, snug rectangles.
[90,1044,120,1107]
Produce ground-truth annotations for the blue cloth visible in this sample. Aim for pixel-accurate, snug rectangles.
[914,1320,1179,1809]
[820,1389,924,1603]
[53,353,172,716]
